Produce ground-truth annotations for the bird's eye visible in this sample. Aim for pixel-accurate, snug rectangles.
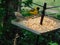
[37,7,40,10]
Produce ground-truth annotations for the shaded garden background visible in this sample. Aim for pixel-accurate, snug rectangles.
[0,0,60,45]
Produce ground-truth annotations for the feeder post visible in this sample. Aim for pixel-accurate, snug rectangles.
[14,0,22,12]
[40,3,47,25]
[17,0,22,12]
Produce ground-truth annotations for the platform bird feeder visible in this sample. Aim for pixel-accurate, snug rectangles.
[12,16,60,34]
[11,3,60,35]
[11,15,60,34]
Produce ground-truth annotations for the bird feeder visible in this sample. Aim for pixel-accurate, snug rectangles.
[11,2,60,45]
[11,2,60,35]
[11,15,60,34]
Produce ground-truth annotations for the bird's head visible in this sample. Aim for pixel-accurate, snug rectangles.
[35,7,40,11]
[36,7,40,10]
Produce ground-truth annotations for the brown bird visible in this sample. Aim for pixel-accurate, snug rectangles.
[14,12,25,21]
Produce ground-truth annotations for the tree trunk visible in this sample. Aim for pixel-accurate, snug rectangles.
[3,0,11,29]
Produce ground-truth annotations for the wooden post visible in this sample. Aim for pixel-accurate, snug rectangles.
[14,0,22,12]
[40,3,47,25]
[18,0,22,12]
[35,35,40,45]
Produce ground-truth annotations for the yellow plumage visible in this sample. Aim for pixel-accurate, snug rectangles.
[29,7,40,15]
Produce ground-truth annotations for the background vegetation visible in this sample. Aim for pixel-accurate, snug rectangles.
[0,0,60,45]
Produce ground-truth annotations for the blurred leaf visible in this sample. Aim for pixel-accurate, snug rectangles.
[48,41,58,45]
[57,15,60,20]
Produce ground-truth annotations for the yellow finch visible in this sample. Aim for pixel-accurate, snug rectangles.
[29,7,40,15]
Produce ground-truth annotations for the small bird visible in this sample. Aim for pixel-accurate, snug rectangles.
[29,7,40,15]
[14,12,24,18]
[14,12,25,21]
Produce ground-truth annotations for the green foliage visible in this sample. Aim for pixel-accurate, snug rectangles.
[23,0,33,6]
[57,15,60,20]
[21,9,32,16]
[0,0,60,45]
[0,7,5,35]
[48,41,58,45]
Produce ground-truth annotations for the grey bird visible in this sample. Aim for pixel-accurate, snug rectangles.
[14,12,25,21]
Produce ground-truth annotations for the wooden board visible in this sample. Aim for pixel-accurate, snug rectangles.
[11,16,60,35]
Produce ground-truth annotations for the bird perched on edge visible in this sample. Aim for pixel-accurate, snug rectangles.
[14,12,24,18]
[14,12,25,21]
[29,7,40,15]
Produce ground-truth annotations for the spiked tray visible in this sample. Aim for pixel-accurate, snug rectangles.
[11,16,60,35]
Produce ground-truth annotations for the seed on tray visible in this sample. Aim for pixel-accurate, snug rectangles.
[20,16,57,33]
